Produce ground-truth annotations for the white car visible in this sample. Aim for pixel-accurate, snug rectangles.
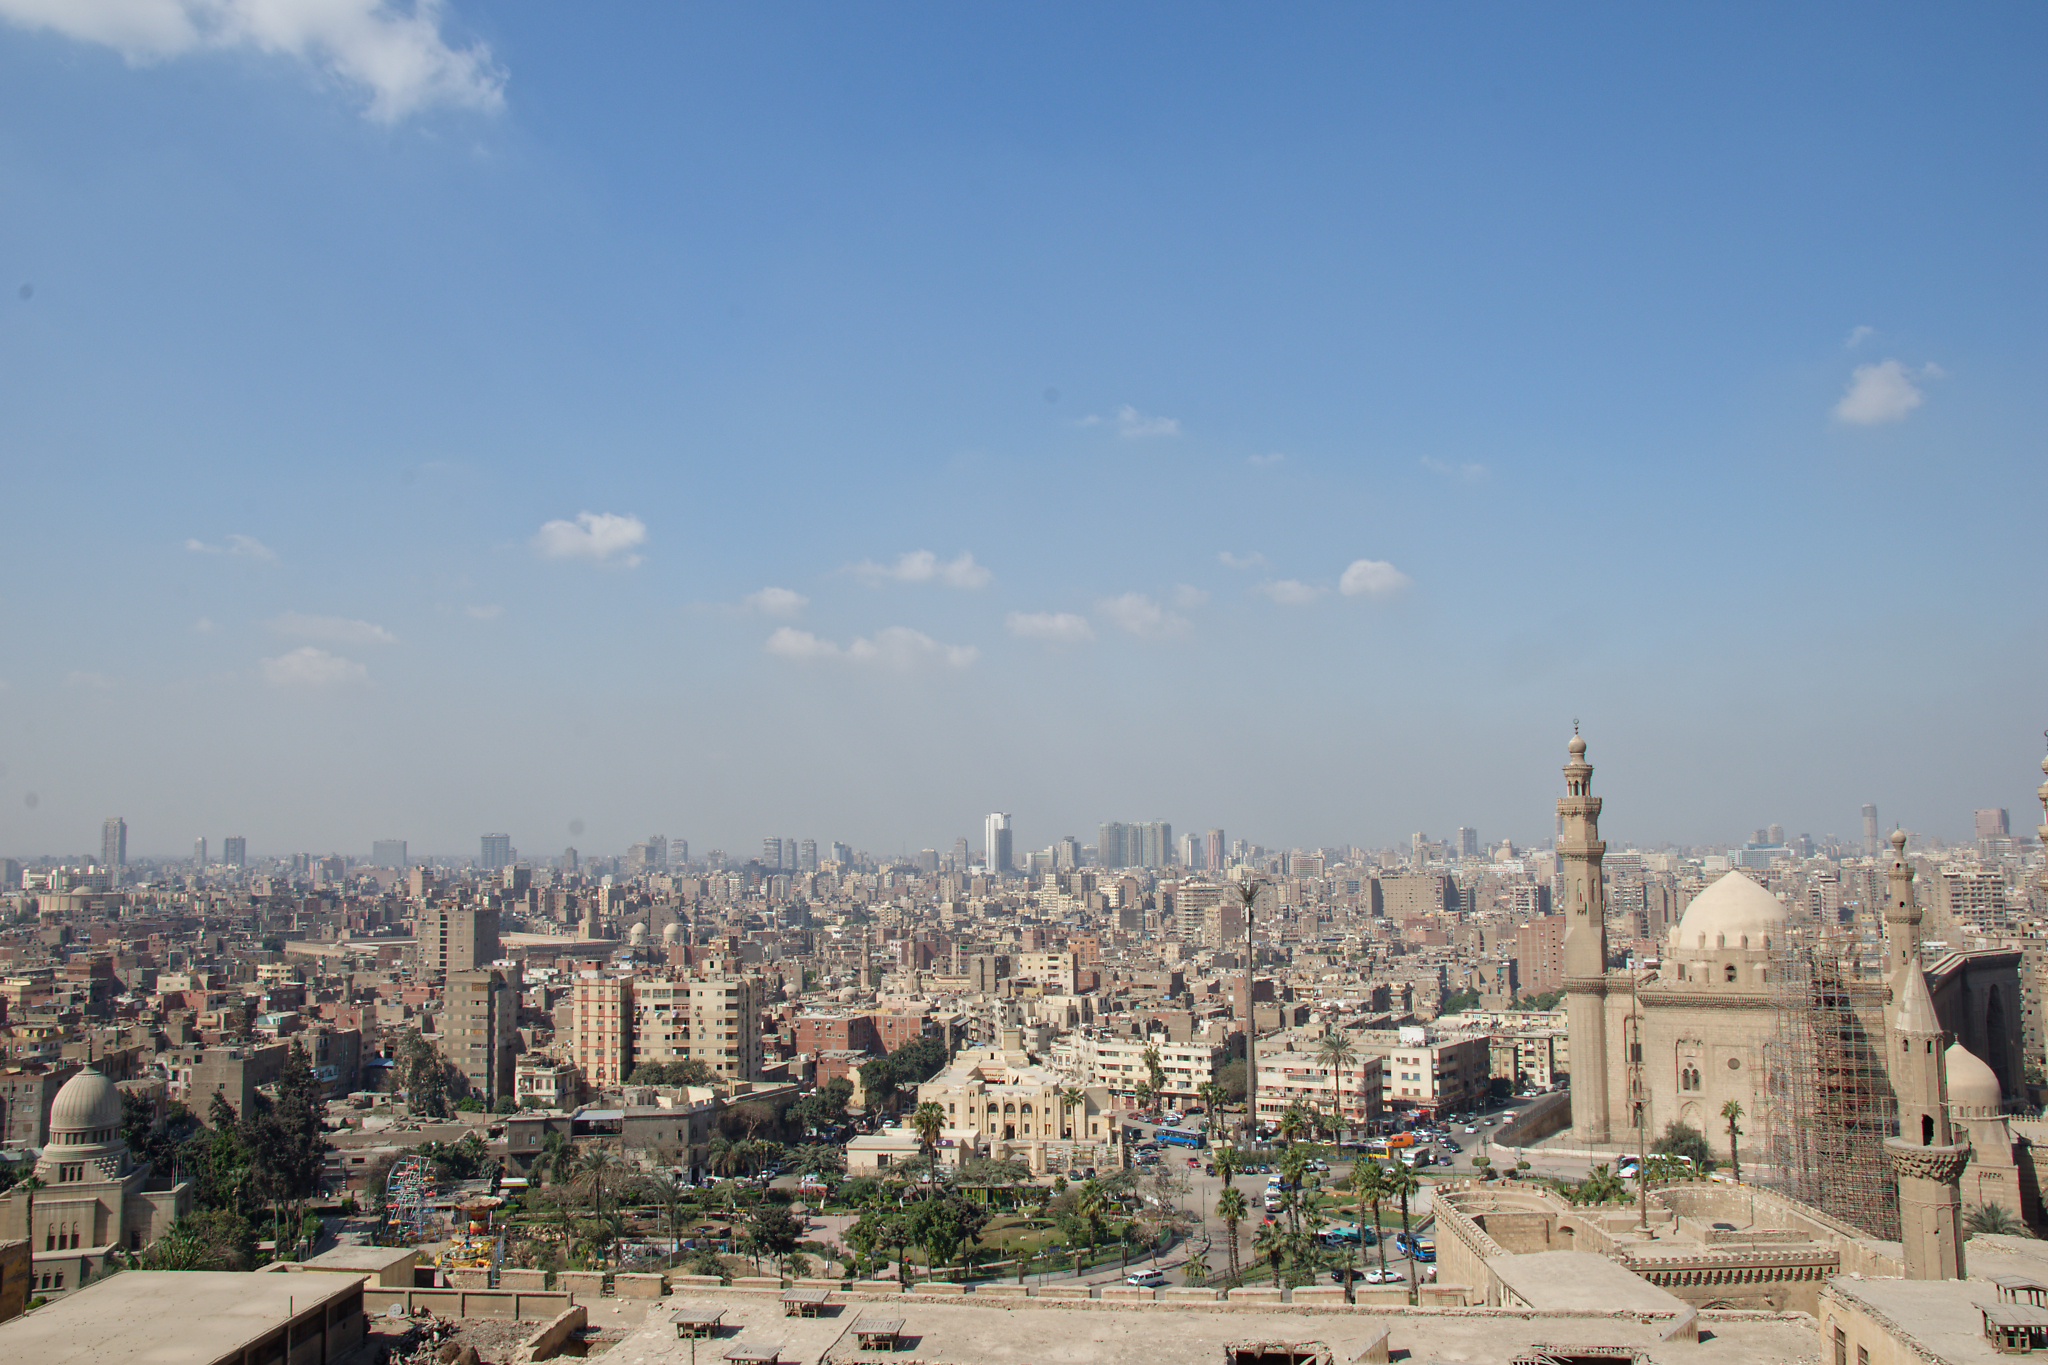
[1125,1270,1166,1288]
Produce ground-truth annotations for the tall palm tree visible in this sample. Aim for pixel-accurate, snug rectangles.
[1180,1247,1209,1286]
[1277,1103,1309,1147]
[1384,1161,1421,1295]
[910,1102,947,1197]
[1060,1087,1086,1140]
[1349,1158,1390,1278]
[1721,1099,1745,1183]
[1216,1185,1247,1283]
[1214,1146,1240,1190]
[1142,1044,1166,1106]
[1315,1032,1357,1147]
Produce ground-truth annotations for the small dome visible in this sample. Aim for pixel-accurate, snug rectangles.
[627,921,648,944]
[1674,870,1787,951]
[50,1065,123,1136]
[1946,1042,2003,1113]
[662,921,683,945]
[1568,733,1587,757]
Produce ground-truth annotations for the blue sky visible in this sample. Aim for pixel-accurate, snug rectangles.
[1,3,2042,861]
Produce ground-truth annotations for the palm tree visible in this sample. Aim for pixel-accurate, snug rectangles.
[1060,1087,1086,1140]
[1315,1032,1357,1147]
[1721,1099,1745,1183]
[1578,1163,1627,1204]
[1384,1161,1420,1296]
[1349,1158,1390,1279]
[1277,1103,1309,1147]
[1142,1045,1166,1105]
[648,1170,690,1257]
[1180,1247,1209,1286]
[1965,1204,2033,1238]
[910,1102,947,1197]
[1214,1146,1240,1190]
[1216,1185,1248,1283]
[706,1135,738,1179]
[1134,1079,1154,1115]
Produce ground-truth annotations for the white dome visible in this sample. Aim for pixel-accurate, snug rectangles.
[1946,1042,2003,1113]
[627,921,648,945]
[1674,870,1787,951]
[50,1065,123,1137]
[662,921,683,945]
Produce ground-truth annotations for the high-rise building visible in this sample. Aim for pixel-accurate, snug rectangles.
[830,841,853,866]
[372,840,409,869]
[223,836,247,868]
[1205,829,1226,873]
[762,837,784,869]
[1457,827,1480,859]
[1975,809,2011,839]
[985,812,1013,874]
[1863,804,1881,856]
[193,837,207,867]
[101,817,126,874]
[951,837,969,871]
[416,902,501,984]
[444,964,521,1107]
[1098,820,1171,869]
[1178,832,1201,869]
[480,833,513,870]
[562,846,579,872]
[799,839,818,872]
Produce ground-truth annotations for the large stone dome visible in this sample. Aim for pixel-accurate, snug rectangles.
[50,1065,123,1138]
[1946,1042,2003,1113]
[1673,870,1788,951]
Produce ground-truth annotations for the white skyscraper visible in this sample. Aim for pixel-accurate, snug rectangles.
[984,812,1013,874]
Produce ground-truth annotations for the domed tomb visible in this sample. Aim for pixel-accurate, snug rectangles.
[1672,869,1788,953]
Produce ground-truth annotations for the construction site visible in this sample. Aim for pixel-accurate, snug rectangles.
[1759,932,1900,1242]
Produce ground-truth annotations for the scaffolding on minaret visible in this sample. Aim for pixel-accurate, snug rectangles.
[1760,934,1900,1241]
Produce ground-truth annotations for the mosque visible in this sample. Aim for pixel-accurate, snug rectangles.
[0,1063,193,1297]
[1557,729,2034,1239]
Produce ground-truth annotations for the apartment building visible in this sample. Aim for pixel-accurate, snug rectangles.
[443,965,520,1108]
[1352,1026,1491,1118]
[414,902,500,984]
[1069,1033,1224,1105]
[1253,1050,1385,1131]
[570,971,764,1095]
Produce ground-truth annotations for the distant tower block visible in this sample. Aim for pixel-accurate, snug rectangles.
[1559,724,1613,1145]
[1863,804,1881,856]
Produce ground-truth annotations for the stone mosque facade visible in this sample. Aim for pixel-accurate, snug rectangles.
[1560,731,2027,1209]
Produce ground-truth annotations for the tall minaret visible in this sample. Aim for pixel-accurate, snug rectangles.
[2037,737,2048,943]
[1882,826,1921,1001]
[1885,942,1969,1279]
[1559,724,1613,1145]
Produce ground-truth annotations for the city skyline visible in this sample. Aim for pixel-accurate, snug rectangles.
[0,7,2042,856]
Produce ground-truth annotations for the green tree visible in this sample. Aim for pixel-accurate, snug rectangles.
[743,1202,806,1273]
[1315,1032,1357,1142]
[906,1195,988,1280]
[1965,1204,2034,1238]
[1721,1099,1745,1183]
[1653,1120,1713,1169]
[1384,1161,1421,1295]
[1181,1246,1209,1286]
[1576,1163,1627,1204]
[1277,1103,1310,1146]
[1217,1184,1247,1282]
[1213,1145,1240,1190]
[1060,1086,1087,1139]
[1349,1158,1391,1279]
[910,1102,947,1196]
[143,1207,258,1270]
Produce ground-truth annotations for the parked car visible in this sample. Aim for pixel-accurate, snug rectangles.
[1125,1270,1167,1288]
[1361,1266,1405,1284]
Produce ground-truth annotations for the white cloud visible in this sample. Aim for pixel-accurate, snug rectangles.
[532,511,647,566]
[1218,550,1267,570]
[1421,456,1487,484]
[1097,592,1190,638]
[1006,611,1094,645]
[847,550,991,589]
[1845,324,1875,348]
[765,625,977,670]
[1172,584,1210,610]
[0,0,506,122]
[185,533,276,562]
[1247,451,1285,466]
[1115,405,1180,439]
[260,646,368,688]
[1339,559,1413,600]
[1834,359,1940,425]
[463,604,502,620]
[743,587,809,617]
[265,610,396,645]
[1259,579,1323,606]
[193,617,219,634]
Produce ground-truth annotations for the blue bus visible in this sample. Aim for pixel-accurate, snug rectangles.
[1156,1126,1206,1148]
